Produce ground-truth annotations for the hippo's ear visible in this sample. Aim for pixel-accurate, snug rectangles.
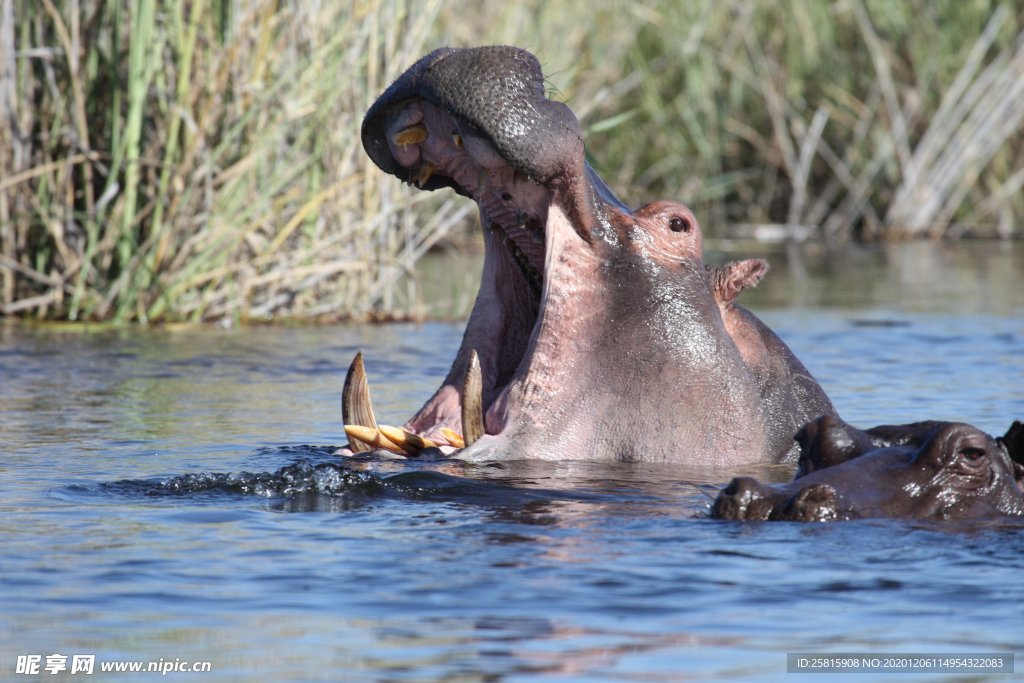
[794,415,868,477]
[794,418,822,451]
[997,420,1024,466]
[794,420,821,477]
[709,259,769,306]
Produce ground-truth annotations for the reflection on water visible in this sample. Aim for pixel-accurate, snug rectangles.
[1,242,1022,681]
[413,239,1024,318]
[725,239,1024,315]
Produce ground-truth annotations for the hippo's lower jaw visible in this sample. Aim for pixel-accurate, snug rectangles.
[341,190,629,461]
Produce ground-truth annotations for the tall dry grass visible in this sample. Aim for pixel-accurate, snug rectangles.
[540,0,1024,241]
[2,0,1023,322]
[1,0,472,322]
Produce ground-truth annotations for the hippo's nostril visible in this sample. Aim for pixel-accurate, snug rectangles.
[712,477,765,520]
[723,479,753,498]
[723,477,761,504]
[783,483,840,522]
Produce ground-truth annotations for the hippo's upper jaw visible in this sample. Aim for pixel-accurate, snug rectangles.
[349,46,834,464]
[361,47,625,295]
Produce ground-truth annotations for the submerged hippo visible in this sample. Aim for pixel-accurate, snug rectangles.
[712,416,1024,521]
[346,46,834,465]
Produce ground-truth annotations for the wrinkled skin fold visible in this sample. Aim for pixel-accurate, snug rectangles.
[711,416,1024,521]
[354,46,835,464]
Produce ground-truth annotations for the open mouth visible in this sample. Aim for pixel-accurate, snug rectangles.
[345,46,843,468]
[344,46,679,462]
[342,99,569,457]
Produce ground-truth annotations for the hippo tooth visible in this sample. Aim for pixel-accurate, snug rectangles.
[392,124,428,147]
[452,132,463,148]
[377,425,437,456]
[342,351,378,453]
[343,425,404,454]
[415,163,437,188]
[439,427,465,448]
[461,349,484,447]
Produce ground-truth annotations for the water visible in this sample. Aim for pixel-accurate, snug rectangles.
[2,242,1023,681]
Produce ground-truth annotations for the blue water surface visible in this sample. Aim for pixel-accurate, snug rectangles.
[2,243,1023,681]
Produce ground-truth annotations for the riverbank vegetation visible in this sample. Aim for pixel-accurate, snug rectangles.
[2,0,1022,322]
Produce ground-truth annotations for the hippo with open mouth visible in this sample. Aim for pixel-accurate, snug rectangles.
[345,46,835,465]
[712,416,1024,521]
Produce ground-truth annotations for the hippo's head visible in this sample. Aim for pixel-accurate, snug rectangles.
[361,47,704,273]
[712,417,1024,522]
[348,46,833,464]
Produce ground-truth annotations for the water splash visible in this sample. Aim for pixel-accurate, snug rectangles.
[158,461,382,498]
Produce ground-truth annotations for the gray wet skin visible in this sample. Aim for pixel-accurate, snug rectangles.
[712,416,1024,521]
[360,46,835,465]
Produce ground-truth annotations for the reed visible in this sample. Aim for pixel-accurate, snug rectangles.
[1,0,1022,322]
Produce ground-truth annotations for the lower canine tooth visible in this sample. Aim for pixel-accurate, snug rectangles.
[377,425,437,456]
[342,351,378,453]
[439,427,465,448]
[415,162,437,188]
[344,425,403,454]
[461,350,485,447]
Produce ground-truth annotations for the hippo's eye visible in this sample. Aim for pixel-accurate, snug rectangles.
[959,447,986,461]
[669,216,692,233]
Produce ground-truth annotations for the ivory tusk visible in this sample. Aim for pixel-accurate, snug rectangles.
[342,351,378,452]
[461,349,484,447]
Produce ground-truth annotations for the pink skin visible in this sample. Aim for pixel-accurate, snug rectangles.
[366,101,776,464]
[391,102,552,446]
[356,46,835,464]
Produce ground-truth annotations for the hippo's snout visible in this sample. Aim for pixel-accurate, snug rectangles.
[713,477,849,522]
[712,477,771,520]
[780,483,844,522]
[361,46,584,192]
